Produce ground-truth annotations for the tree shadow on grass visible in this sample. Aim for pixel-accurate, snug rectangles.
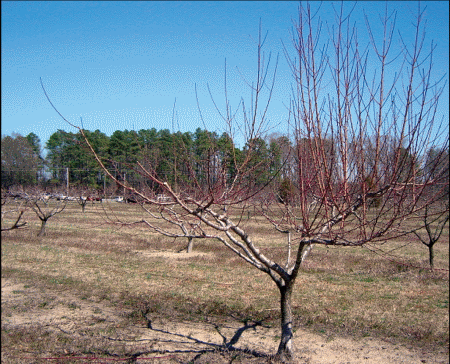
[108,318,276,363]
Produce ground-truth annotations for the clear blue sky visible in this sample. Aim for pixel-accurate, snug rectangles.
[2,1,448,153]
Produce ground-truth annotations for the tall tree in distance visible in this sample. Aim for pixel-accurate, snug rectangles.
[25,132,45,183]
[1,133,41,188]
[45,130,76,184]
[25,132,42,161]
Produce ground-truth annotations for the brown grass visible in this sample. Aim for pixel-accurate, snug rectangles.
[1,201,449,362]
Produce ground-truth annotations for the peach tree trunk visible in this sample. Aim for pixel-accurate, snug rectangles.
[186,237,194,253]
[37,219,48,237]
[276,283,295,362]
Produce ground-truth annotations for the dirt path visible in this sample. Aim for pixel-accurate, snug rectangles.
[2,278,448,364]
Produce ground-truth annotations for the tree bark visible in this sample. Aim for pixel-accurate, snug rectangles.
[37,219,47,237]
[428,244,434,270]
[276,283,295,362]
[186,237,194,253]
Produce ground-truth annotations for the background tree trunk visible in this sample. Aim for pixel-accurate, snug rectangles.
[428,244,434,270]
[37,219,47,237]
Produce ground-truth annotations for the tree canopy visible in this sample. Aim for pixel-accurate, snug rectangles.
[1,132,42,188]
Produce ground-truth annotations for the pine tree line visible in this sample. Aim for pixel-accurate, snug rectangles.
[2,128,293,192]
[2,128,448,200]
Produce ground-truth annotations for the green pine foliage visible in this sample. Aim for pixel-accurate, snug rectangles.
[4,128,448,198]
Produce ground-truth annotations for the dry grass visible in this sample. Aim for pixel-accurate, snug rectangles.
[1,201,449,362]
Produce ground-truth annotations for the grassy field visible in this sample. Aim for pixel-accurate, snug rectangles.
[1,201,449,363]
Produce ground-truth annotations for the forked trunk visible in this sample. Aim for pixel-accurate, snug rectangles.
[276,284,295,362]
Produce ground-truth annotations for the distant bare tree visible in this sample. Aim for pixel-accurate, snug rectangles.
[70,186,100,213]
[1,191,28,231]
[412,202,449,270]
[31,194,67,237]
[41,3,448,362]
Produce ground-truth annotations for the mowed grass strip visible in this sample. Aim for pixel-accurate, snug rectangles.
[2,201,449,351]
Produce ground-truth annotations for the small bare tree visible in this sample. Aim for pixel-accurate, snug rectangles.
[41,3,448,362]
[31,194,67,237]
[1,191,28,231]
[71,186,99,213]
[412,202,449,270]
[410,147,449,269]
[75,194,89,213]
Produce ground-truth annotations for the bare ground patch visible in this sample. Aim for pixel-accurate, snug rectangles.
[2,278,448,364]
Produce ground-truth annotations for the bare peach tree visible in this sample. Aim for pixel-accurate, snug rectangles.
[1,191,28,231]
[412,202,449,270]
[410,147,449,269]
[261,3,449,357]
[41,3,448,362]
[31,193,67,237]
[70,186,101,213]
